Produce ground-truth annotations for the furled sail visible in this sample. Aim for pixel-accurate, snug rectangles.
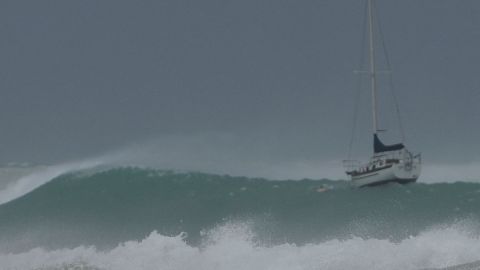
[373,133,404,153]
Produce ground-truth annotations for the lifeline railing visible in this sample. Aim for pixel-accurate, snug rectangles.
[343,151,421,171]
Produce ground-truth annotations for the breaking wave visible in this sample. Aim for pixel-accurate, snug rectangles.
[2,222,480,270]
[1,167,480,269]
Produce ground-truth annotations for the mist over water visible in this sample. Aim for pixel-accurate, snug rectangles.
[53,134,480,182]
[103,134,346,180]
[1,138,480,270]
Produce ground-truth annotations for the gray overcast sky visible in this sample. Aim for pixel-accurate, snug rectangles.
[0,0,479,168]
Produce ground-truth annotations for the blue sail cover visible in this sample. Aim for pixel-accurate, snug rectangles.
[374,133,404,153]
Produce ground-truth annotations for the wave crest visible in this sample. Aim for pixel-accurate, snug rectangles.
[2,223,480,270]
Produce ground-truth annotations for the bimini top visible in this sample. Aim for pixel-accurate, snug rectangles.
[374,133,404,153]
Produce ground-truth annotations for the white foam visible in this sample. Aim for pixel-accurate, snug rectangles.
[2,223,480,270]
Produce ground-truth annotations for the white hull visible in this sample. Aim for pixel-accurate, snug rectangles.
[351,161,421,188]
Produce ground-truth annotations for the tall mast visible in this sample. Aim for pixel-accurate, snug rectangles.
[368,0,378,133]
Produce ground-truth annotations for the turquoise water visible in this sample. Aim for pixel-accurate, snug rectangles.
[1,167,480,269]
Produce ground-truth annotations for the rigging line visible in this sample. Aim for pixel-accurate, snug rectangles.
[347,0,369,160]
[373,0,406,142]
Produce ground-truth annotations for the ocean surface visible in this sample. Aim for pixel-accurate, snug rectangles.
[1,166,480,270]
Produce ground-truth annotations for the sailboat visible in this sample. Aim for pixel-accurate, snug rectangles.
[343,0,421,187]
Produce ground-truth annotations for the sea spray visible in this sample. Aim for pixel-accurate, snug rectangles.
[2,222,480,270]
[0,156,117,205]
